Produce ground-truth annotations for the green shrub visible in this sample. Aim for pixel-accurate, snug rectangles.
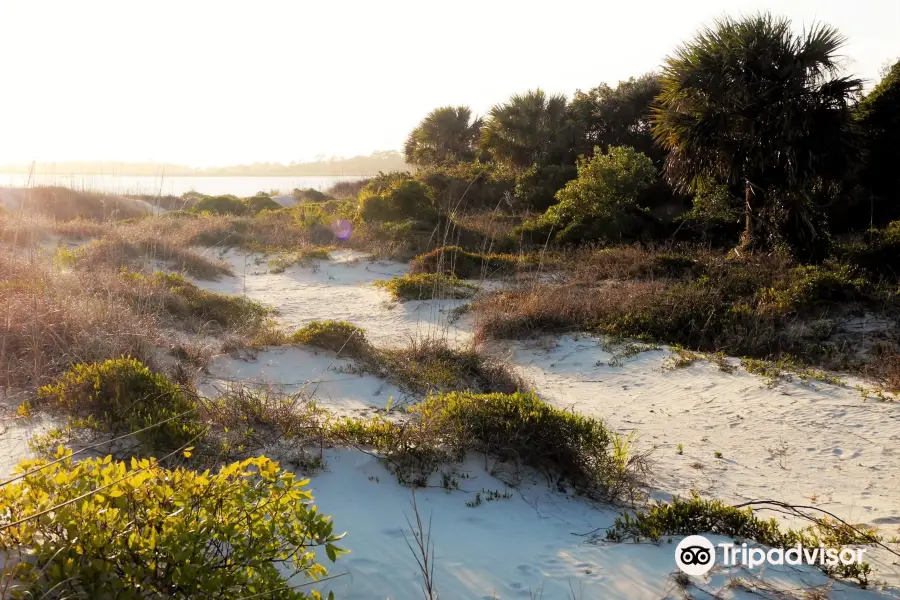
[838,221,900,279]
[290,320,372,358]
[0,451,344,599]
[330,391,641,502]
[36,358,202,452]
[326,178,370,199]
[245,194,282,214]
[416,162,516,211]
[359,193,397,222]
[374,273,476,300]
[293,187,332,203]
[530,146,657,244]
[513,163,578,211]
[359,179,436,224]
[358,171,412,198]
[192,195,247,216]
[410,245,526,278]
[605,495,875,586]
[757,262,869,314]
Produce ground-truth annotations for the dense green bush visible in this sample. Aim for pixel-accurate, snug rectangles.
[855,60,900,227]
[290,320,372,358]
[0,451,344,599]
[36,358,202,452]
[245,194,282,214]
[359,179,436,224]
[192,195,248,216]
[374,273,476,300]
[838,221,900,279]
[513,163,578,211]
[529,146,657,244]
[417,162,516,211]
[293,187,332,203]
[358,171,412,198]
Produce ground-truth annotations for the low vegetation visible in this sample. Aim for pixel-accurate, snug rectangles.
[472,249,899,371]
[35,357,203,454]
[410,245,528,278]
[605,495,877,586]
[278,320,521,395]
[21,186,149,221]
[1,11,898,593]
[0,451,344,599]
[289,320,372,358]
[331,390,645,503]
[373,338,522,395]
[374,272,477,301]
[268,246,333,272]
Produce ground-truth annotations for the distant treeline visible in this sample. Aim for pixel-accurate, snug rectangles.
[0,151,409,177]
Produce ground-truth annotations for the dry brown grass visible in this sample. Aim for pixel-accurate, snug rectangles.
[73,234,231,280]
[0,249,161,388]
[373,338,524,396]
[867,351,900,392]
[472,281,667,341]
[22,186,148,221]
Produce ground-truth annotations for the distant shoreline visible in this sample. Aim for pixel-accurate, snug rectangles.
[0,172,382,178]
[0,151,410,179]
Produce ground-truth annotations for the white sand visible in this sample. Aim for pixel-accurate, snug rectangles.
[189,251,900,596]
[193,248,474,346]
[2,248,898,598]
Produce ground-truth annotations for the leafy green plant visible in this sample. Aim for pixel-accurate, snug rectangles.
[0,451,344,599]
[36,358,202,453]
[529,145,657,244]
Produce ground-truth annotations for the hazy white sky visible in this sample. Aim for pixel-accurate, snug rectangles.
[0,0,896,167]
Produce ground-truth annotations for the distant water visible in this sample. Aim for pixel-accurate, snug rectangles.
[0,174,366,197]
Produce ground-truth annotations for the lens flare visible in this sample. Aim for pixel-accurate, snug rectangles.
[331,218,353,240]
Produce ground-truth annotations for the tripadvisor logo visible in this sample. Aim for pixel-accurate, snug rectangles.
[675,536,716,575]
[675,535,866,575]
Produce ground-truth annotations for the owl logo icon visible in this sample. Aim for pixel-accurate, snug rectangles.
[675,535,716,576]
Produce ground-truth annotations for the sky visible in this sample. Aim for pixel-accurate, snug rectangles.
[0,0,897,168]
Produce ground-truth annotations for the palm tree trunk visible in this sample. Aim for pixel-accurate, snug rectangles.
[739,179,755,251]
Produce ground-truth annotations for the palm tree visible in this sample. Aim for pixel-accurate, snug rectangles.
[479,89,572,170]
[652,13,862,250]
[404,106,483,167]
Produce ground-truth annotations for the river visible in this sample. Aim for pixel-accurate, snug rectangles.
[0,174,366,197]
